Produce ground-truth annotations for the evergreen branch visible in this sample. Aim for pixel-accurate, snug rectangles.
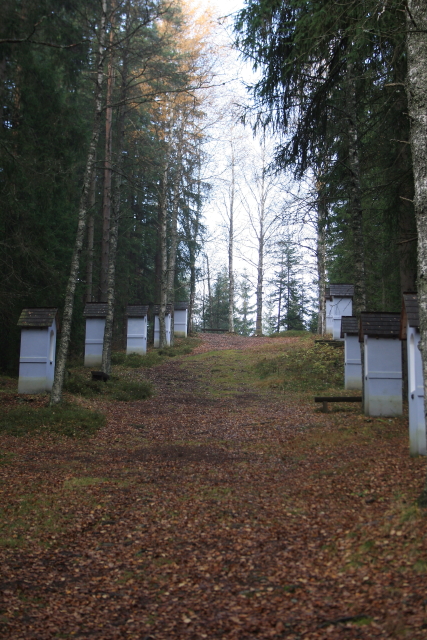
[0,37,83,48]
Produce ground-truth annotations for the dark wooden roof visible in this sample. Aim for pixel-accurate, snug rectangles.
[152,304,173,315]
[403,293,419,328]
[83,303,109,317]
[324,287,330,300]
[330,284,354,298]
[126,305,149,317]
[359,312,401,341]
[174,301,189,311]
[17,308,58,328]
[340,316,358,338]
[400,292,419,338]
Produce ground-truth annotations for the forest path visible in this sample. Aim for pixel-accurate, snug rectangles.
[1,333,427,639]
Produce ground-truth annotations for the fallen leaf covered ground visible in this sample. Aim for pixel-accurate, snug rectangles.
[1,332,427,639]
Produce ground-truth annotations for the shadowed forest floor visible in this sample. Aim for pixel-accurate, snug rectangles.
[1,333,427,639]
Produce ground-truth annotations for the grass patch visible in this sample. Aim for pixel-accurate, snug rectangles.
[0,451,15,465]
[268,330,313,338]
[111,351,161,368]
[65,373,152,401]
[0,404,105,437]
[64,476,109,489]
[255,341,344,392]
[0,493,70,547]
[111,337,200,368]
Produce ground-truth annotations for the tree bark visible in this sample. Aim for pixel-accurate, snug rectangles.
[255,165,265,337]
[255,223,264,336]
[228,141,236,333]
[167,143,183,346]
[186,155,202,335]
[405,0,427,503]
[206,253,212,328]
[100,26,115,302]
[85,155,97,303]
[316,182,327,335]
[50,0,108,405]
[158,159,169,348]
[101,12,129,375]
[346,61,366,315]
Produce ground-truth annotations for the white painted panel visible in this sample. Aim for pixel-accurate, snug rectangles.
[332,296,353,339]
[154,313,171,348]
[127,317,147,355]
[84,318,105,367]
[18,322,57,393]
[344,334,362,390]
[407,327,426,455]
[325,299,333,335]
[174,309,187,337]
[364,336,402,416]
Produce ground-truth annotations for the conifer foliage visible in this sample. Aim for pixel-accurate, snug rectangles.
[0,0,213,382]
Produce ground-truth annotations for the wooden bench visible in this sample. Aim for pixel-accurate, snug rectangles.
[315,396,362,413]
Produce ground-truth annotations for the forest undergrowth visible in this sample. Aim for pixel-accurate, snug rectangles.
[0,333,426,639]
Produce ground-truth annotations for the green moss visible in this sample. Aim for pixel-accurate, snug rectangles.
[0,404,105,437]
[64,477,108,488]
[0,493,72,547]
[111,337,200,369]
[255,342,344,392]
[65,373,152,401]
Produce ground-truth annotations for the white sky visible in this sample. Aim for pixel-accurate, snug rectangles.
[189,0,318,326]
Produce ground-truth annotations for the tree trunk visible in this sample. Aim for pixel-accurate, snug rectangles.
[206,254,212,329]
[255,168,265,336]
[101,17,129,375]
[85,156,97,302]
[228,142,236,333]
[316,183,327,335]
[167,146,183,346]
[346,61,366,315]
[255,229,264,336]
[50,0,108,405]
[187,158,202,335]
[405,0,427,504]
[158,160,169,348]
[100,27,115,302]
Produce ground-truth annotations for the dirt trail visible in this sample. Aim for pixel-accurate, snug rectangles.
[0,334,426,639]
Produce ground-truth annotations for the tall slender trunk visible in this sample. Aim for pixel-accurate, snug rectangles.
[316,182,327,334]
[167,145,183,346]
[228,142,235,333]
[206,254,212,328]
[405,0,427,503]
[187,158,202,334]
[100,27,115,302]
[50,0,108,405]
[255,227,264,336]
[85,155,97,302]
[255,167,265,336]
[158,159,169,348]
[277,285,282,333]
[346,61,366,315]
[101,17,129,375]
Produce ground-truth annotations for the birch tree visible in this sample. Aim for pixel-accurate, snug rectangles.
[405,0,427,504]
[239,137,281,336]
[50,0,108,405]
